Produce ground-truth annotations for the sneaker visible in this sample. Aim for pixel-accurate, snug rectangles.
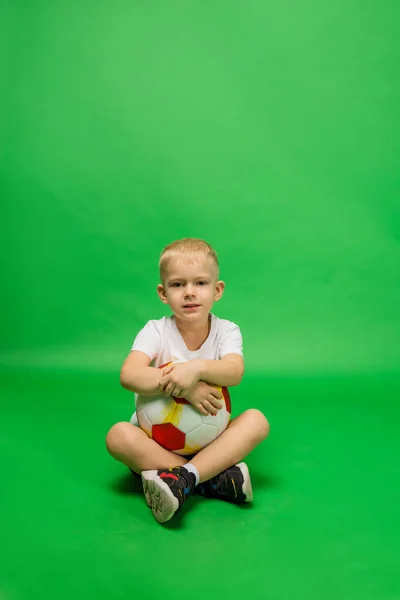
[195,462,253,504]
[141,466,196,523]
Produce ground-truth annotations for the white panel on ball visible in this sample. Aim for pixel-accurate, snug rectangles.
[137,394,176,425]
[185,422,220,450]
[136,409,152,437]
[175,404,205,433]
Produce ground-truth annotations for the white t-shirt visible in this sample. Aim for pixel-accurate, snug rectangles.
[131,313,243,366]
[129,313,243,423]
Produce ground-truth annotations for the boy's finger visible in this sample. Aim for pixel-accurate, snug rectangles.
[203,400,218,416]
[208,395,223,408]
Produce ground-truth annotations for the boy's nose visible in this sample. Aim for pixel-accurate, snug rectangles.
[184,284,195,297]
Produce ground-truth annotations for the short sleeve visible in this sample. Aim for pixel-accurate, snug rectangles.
[219,323,243,358]
[131,320,162,361]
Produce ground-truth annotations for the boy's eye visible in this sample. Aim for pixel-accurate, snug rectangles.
[170,281,208,288]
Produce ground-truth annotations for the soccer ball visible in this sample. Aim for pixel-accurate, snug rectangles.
[136,362,231,456]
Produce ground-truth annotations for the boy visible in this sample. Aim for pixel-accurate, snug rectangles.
[106,238,269,523]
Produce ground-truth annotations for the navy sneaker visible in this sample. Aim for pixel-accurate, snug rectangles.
[141,466,196,523]
[195,462,253,503]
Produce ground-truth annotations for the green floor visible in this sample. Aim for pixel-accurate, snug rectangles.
[1,369,399,600]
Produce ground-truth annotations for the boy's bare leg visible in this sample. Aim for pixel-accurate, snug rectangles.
[106,422,187,473]
[190,409,270,483]
[106,409,269,480]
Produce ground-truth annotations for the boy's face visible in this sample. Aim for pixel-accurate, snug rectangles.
[157,254,225,322]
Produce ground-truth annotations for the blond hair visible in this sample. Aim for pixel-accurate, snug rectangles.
[159,238,219,283]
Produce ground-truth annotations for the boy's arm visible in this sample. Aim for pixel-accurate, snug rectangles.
[120,350,163,396]
[197,354,244,387]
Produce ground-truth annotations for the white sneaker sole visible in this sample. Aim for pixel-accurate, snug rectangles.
[237,462,253,503]
[141,470,179,523]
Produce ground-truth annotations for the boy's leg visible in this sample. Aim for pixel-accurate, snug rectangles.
[191,409,270,483]
[106,422,187,472]
[106,409,269,478]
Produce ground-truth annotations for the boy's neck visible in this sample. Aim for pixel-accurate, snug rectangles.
[173,313,212,349]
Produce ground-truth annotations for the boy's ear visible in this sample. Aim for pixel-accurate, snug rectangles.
[214,280,225,302]
[157,284,169,304]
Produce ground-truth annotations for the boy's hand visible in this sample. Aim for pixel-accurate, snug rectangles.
[185,381,223,416]
[159,360,202,398]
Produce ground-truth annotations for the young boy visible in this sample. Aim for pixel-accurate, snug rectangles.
[106,238,269,523]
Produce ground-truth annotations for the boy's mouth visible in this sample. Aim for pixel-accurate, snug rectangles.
[183,303,200,309]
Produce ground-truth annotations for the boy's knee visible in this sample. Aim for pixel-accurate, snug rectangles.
[244,409,270,441]
[106,421,134,455]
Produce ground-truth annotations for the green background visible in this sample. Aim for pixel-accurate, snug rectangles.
[1,1,399,599]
